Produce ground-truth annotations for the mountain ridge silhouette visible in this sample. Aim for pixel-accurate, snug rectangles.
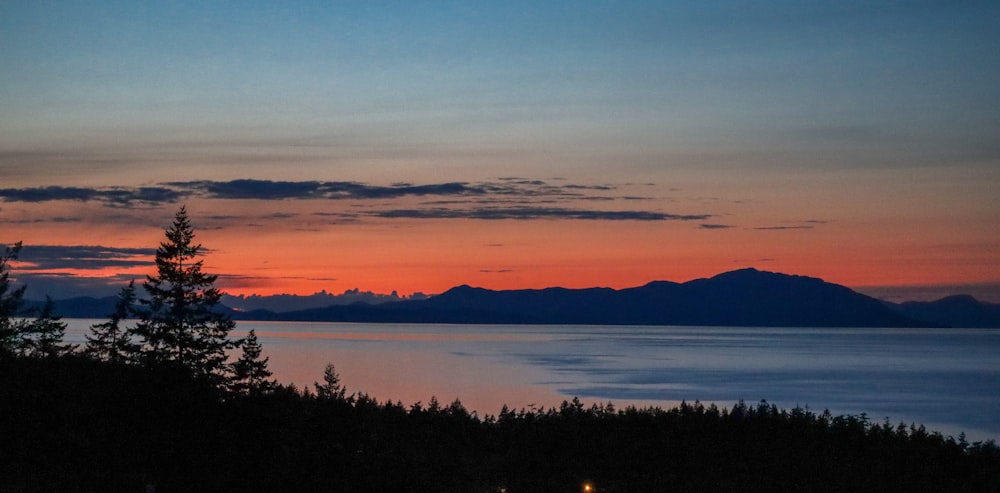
[28,268,1000,327]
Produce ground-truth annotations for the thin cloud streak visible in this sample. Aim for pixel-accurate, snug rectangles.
[752,226,815,231]
[13,245,157,271]
[372,207,709,222]
[0,216,83,224]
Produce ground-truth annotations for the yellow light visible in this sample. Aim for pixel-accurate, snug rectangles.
[583,483,594,493]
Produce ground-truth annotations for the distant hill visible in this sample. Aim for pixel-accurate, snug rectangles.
[30,268,999,327]
[23,296,119,319]
[887,295,1000,328]
[233,269,937,327]
[387,268,929,327]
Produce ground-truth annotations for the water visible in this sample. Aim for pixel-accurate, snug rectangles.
[64,321,1000,442]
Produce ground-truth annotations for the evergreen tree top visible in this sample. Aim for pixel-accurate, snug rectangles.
[158,206,203,261]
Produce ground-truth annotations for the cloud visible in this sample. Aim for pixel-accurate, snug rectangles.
[751,219,828,231]
[14,245,156,271]
[172,179,696,222]
[0,178,709,224]
[0,186,94,202]
[0,178,651,206]
[171,179,325,200]
[169,179,486,200]
[166,178,650,203]
[699,223,734,229]
[752,226,814,231]
[0,216,83,224]
[0,186,187,207]
[372,207,710,221]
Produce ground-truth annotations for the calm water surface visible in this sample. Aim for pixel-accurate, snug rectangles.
[66,321,1000,442]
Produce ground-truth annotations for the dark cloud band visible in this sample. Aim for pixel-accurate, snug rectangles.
[1,179,709,223]
[0,179,629,204]
[0,186,186,206]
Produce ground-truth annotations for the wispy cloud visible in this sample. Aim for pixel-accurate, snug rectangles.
[372,207,709,221]
[751,220,827,231]
[14,245,156,271]
[752,225,814,231]
[0,216,83,224]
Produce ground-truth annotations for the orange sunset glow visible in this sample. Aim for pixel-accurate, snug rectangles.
[6,183,998,303]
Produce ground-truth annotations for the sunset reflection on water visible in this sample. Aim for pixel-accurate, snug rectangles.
[251,327,565,414]
[254,330,551,343]
[62,320,1000,441]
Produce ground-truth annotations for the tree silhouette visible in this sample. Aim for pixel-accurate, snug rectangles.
[19,297,73,358]
[228,329,274,396]
[1,245,72,357]
[132,206,237,383]
[0,242,29,355]
[314,362,347,400]
[86,280,138,363]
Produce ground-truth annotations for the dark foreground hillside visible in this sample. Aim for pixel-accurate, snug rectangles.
[2,356,998,493]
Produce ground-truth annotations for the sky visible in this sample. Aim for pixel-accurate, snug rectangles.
[1,0,999,302]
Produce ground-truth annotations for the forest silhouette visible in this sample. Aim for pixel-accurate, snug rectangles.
[1,209,998,492]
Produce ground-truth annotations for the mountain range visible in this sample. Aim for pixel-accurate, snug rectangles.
[30,268,1000,328]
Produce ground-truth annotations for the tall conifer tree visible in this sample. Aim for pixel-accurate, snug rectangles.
[133,207,237,383]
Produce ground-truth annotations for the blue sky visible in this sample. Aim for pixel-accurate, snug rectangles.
[1,1,998,300]
[6,1,995,161]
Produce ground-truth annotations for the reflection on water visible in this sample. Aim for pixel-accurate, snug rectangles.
[257,330,550,342]
[63,321,1000,442]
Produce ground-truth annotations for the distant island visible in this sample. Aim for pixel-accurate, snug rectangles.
[34,268,1000,328]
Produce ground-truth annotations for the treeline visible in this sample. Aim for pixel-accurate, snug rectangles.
[3,210,1000,492]
[2,354,999,492]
